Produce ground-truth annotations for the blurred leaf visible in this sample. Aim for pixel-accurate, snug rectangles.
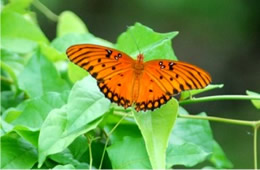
[68,62,88,83]
[116,22,178,61]
[180,84,224,100]
[166,111,214,167]
[107,137,152,169]
[3,0,33,13]
[1,134,37,169]
[18,52,70,98]
[57,11,88,37]
[134,99,179,169]
[246,90,260,109]
[209,141,233,168]
[12,92,67,129]
[40,42,67,61]
[38,76,110,167]
[53,164,75,169]
[51,33,114,53]
[1,11,48,53]
[1,91,24,112]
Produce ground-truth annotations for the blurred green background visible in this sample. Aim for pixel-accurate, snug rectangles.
[32,0,259,168]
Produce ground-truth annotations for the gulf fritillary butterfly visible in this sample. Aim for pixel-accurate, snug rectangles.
[66,44,211,111]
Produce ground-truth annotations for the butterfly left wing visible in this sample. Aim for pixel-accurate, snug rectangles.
[66,44,134,82]
[134,59,211,111]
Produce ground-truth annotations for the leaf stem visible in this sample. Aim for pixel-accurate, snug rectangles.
[99,114,127,169]
[32,0,58,22]
[179,95,260,105]
[87,136,93,170]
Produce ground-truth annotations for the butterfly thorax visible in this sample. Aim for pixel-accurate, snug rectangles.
[133,54,145,75]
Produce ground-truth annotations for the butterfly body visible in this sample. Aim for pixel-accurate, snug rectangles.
[67,44,211,111]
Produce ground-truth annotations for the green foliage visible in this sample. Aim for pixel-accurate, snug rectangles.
[1,1,258,169]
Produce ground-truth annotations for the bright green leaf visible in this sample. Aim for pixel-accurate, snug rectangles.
[18,52,70,98]
[1,11,48,53]
[116,22,178,61]
[1,134,37,169]
[38,76,110,167]
[53,164,75,169]
[134,99,179,169]
[180,84,224,100]
[107,137,152,169]
[51,33,114,53]
[3,0,33,13]
[68,62,88,83]
[57,11,88,37]
[40,42,67,61]
[246,90,260,109]
[209,141,233,168]
[12,92,67,129]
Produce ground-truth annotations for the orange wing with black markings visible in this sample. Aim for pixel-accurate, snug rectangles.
[66,44,212,111]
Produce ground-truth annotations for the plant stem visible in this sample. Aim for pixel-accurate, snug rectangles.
[87,136,93,170]
[32,0,58,22]
[180,95,260,105]
[99,114,127,169]
[178,114,260,127]
[253,126,259,170]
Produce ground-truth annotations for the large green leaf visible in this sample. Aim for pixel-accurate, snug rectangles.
[1,11,48,53]
[116,22,178,61]
[107,137,152,169]
[166,110,214,167]
[57,11,88,37]
[134,99,179,169]
[38,76,110,167]
[18,52,70,98]
[246,90,260,109]
[1,134,37,169]
[11,92,67,129]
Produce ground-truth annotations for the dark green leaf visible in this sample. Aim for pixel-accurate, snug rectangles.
[3,0,33,13]
[134,99,179,169]
[116,22,178,61]
[18,52,70,98]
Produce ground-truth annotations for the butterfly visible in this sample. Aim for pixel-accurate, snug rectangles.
[66,44,211,111]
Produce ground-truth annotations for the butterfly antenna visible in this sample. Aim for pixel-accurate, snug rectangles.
[127,26,142,54]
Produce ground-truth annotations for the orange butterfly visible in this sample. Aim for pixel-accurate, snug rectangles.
[66,44,211,111]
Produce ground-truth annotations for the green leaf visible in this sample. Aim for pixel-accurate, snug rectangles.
[38,76,110,167]
[18,52,70,98]
[12,92,67,129]
[1,11,48,53]
[107,137,152,169]
[166,111,214,167]
[51,33,114,53]
[166,141,210,167]
[40,42,67,61]
[68,135,88,160]
[68,62,88,83]
[209,141,233,168]
[246,90,260,109]
[116,22,178,61]
[57,11,88,37]
[3,0,33,13]
[53,164,75,169]
[134,99,179,169]
[1,134,37,169]
[180,84,224,100]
